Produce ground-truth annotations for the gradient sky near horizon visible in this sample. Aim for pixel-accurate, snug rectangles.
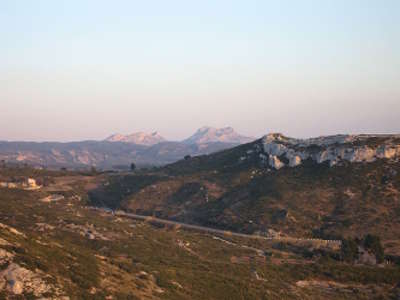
[1,0,399,142]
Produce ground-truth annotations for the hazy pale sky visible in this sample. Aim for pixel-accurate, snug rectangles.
[1,0,399,142]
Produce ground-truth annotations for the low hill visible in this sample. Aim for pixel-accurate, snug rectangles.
[0,140,238,170]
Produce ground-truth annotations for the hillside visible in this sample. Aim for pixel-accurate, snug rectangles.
[0,166,400,299]
[90,134,400,254]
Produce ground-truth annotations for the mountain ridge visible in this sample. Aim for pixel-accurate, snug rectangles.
[183,126,254,145]
[2,131,399,170]
[105,131,166,146]
[105,126,254,146]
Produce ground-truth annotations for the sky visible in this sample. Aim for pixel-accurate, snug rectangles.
[0,0,399,142]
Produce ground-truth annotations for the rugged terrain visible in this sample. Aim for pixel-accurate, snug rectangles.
[90,133,400,254]
[0,166,400,299]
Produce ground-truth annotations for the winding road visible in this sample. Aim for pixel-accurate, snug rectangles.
[89,207,341,247]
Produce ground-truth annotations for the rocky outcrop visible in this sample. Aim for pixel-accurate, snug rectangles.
[61,222,110,241]
[262,133,400,169]
[268,156,285,170]
[0,223,26,238]
[40,194,65,203]
[0,263,51,295]
[0,178,41,190]
[0,241,67,298]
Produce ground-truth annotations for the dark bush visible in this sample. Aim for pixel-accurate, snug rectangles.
[364,234,384,263]
[341,238,359,262]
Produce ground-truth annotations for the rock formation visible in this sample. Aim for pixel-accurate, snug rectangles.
[262,133,400,169]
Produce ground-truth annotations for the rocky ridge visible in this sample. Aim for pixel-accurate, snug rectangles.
[261,133,400,169]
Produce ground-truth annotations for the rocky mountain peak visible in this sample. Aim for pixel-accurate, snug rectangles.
[105,132,166,146]
[184,126,254,145]
[263,133,290,143]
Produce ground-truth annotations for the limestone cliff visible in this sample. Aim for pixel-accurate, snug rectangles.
[262,133,400,169]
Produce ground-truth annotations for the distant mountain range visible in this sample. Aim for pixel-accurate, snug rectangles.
[105,126,254,146]
[0,127,254,169]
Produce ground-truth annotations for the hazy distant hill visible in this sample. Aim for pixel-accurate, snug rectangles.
[0,141,147,169]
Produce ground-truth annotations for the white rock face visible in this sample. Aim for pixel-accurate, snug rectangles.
[289,155,302,167]
[269,155,285,169]
[261,133,400,170]
[0,263,54,296]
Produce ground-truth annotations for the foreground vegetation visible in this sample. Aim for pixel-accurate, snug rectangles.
[0,165,399,299]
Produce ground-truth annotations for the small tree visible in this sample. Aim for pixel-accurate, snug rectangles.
[130,163,136,171]
[364,234,384,263]
[184,155,191,160]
